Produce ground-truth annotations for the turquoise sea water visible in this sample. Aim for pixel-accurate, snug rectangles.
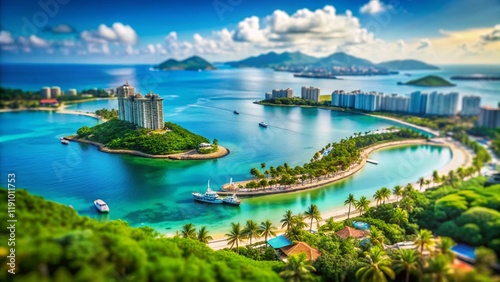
[1,63,490,235]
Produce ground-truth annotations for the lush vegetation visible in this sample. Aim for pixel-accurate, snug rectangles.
[245,129,425,189]
[154,55,216,70]
[76,119,210,154]
[468,127,500,157]
[0,189,282,281]
[261,97,331,107]
[402,75,455,87]
[95,108,118,120]
[376,59,439,70]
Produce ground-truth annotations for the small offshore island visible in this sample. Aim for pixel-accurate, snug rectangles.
[67,83,228,160]
[398,75,456,87]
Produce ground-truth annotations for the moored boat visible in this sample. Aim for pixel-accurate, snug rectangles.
[259,122,268,128]
[192,180,223,204]
[233,110,240,114]
[223,194,241,206]
[60,137,69,145]
[94,199,110,213]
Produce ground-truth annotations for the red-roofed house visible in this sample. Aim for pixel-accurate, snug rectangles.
[39,99,59,107]
[280,242,321,262]
[336,226,369,240]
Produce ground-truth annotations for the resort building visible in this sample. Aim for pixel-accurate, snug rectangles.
[51,86,61,97]
[39,99,59,107]
[331,90,355,108]
[409,91,428,115]
[380,94,410,113]
[336,226,369,240]
[478,106,500,128]
[280,242,321,262]
[354,91,382,111]
[425,92,459,116]
[40,87,51,99]
[301,86,320,102]
[461,96,481,116]
[67,89,77,96]
[266,88,293,99]
[116,82,165,130]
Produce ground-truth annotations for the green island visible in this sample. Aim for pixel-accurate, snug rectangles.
[153,55,216,71]
[75,119,220,155]
[399,75,456,87]
[243,129,426,189]
[0,87,112,109]
[3,175,498,281]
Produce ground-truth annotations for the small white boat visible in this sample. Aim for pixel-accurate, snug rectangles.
[60,137,69,145]
[259,122,268,128]
[223,194,241,206]
[192,180,223,204]
[94,199,110,213]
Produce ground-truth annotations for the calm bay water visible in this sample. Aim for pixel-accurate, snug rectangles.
[1,63,491,234]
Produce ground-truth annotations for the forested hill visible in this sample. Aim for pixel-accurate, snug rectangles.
[0,189,282,281]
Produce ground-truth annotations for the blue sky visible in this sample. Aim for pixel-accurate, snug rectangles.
[0,0,499,64]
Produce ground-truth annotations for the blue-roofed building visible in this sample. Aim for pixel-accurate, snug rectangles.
[267,235,293,249]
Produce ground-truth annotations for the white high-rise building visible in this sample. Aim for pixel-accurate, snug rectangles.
[40,87,51,99]
[478,107,500,128]
[301,86,320,102]
[409,91,428,115]
[117,82,164,130]
[380,94,409,112]
[67,89,77,96]
[461,96,481,116]
[425,92,458,116]
[51,86,61,97]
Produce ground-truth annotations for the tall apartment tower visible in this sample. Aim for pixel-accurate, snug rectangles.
[51,86,61,97]
[425,92,458,116]
[116,82,164,130]
[40,87,51,99]
[301,86,320,102]
[478,107,500,128]
[409,91,428,115]
[461,96,481,116]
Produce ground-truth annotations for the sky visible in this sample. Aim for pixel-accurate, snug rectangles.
[0,0,499,64]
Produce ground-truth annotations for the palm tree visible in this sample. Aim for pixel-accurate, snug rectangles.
[181,223,197,239]
[392,185,403,204]
[380,187,391,204]
[320,217,335,232]
[344,193,357,219]
[403,183,416,198]
[304,204,322,232]
[356,196,370,216]
[399,197,415,214]
[373,190,384,206]
[368,227,385,248]
[197,226,213,244]
[436,237,456,262]
[393,249,420,282]
[225,222,244,253]
[418,177,425,191]
[424,179,431,189]
[259,219,277,247]
[279,253,316,281]
[414,229,435,255]
[424,254,452,282]
[281,210,294,231]
[391,207,409,227]
[261,162,266,173]
[355,246,395,282]
[242,219,259,245]
[432,170,440,185]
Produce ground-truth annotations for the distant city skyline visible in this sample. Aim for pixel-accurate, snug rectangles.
[0,0,499,64]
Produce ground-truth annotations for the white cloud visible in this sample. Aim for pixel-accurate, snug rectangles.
[81,22,138,45]
[360,0,392,15]
[416,38,431,50]
[0,30,14,45]
[29,35,50,48]
[481,24,500,42]
[49,24,75,34]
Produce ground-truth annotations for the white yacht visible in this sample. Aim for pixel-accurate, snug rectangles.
[223,194,241,206]
[192,181,223,204]
[94,199,110,213]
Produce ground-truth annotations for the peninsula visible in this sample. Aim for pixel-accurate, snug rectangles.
[153,55,216,71]
[398,75,455,87]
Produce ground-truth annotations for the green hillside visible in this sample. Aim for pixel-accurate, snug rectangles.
[0,189,282,281]
[154,56,216,70]
[377,59,438,70]
[313,52,374,67]
[227,51,317,67]
[402,75,455,86]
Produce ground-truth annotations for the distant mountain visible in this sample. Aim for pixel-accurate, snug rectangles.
[400,75,455,87]
[313,52,374,67]
[154,56,216,71]
[377,59,438,70]
[226,51,317,68]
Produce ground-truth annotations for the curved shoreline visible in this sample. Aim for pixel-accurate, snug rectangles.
[218,139,439,197]
[64,135,230,160]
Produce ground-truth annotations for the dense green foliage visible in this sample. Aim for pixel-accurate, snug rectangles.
[0,189,282,282]
[403,75,455,86]
[468,127,500,157]
[155,56,216,70]
[95,108,118,120]
[412,177,500,255]
[246,129,424,188]
[261,97,331,107]
[76,119,210,154]
[0,87,99,108]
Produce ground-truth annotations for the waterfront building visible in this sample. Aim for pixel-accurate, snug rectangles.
[409,91,428,115]
[67,89,77,96]
[425,92,458,116]
[116,82,165,130]
[270,88,293,99]
[478,107,500,128]
[301,86,320,102]
[265,92,273,100]
[51,86,61,97]
[461,96,481,116]
[380,94,409,112]
[39,99,59,107]
[40,87,51,99]
[354,91,381,112]
[331,90,356,108]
